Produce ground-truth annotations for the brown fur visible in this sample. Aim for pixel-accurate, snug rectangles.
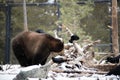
[12,31,64,66]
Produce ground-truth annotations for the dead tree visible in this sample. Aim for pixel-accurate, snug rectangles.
[111,0,119,55]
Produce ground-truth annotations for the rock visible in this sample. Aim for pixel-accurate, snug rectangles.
[13,62,51,80]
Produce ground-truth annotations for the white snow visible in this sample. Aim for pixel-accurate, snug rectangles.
[0,64,119,80]
[0,61,119,80]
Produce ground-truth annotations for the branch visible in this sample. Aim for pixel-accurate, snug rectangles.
[73,42,84,56]
[83,40,101,53]
[97,53,114,64]
[54,30,63,41]
[63,25,84,56]
[62,24,73,36]
[65,27,73,36]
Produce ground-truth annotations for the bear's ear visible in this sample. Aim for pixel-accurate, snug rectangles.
[69,34,79,43]
[35,29,44,33]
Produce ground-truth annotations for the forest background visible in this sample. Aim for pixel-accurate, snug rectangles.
[0,0,120,64]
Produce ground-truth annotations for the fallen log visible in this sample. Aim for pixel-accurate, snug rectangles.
[63,25,99,67]
[52,69,107,74]
[93,64,118,71]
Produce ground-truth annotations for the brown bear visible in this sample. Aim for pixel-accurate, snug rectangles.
[12,31,64,67]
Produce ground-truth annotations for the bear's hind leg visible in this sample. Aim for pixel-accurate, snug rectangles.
[12,41,29,67]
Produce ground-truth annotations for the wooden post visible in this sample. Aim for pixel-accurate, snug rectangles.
[112,0,119,55]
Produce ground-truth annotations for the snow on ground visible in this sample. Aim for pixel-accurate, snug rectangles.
[0,64,120,80]
[0,64,41,80]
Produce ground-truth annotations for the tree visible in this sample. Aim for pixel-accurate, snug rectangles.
[111,0,119,54]
[0,4,6,63]
[58,0,94,42]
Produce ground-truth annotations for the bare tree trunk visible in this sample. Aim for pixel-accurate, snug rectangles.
[23,0,28,31]
[112,0,119,55]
